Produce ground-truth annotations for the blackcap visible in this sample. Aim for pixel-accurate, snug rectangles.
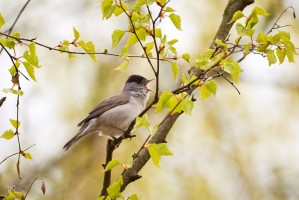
[63,75,153,150]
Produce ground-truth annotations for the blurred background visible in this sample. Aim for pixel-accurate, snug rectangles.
[0,0,299,199]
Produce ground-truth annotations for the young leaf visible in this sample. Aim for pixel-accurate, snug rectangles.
[199,85,211,102]
[107,176,123,199]
[3,88,24,96]
[236,23,249,36]
[253,7,270,16]
[155,90,174,113]
[104,4,117,20]
[129,194,139,200]
[125,33,138,47]
[0,129,15,140]
[101,0,113,19]
[29,42,36,57]
[181,97,194,115]
[104,160,121,172]
[206,80,217,95]
[13,189,25,200]
[243,42,251,55]
[276,48,286,64]
[10,119,20,129]
[22,152,33,160]
[0,13,5,29]
[5,190,15,200]
[182,53,190,63]
[112,30,125,49]
[78,40,97,63]
[135,114,148,128]
[73,27,80,40]
[114,60,129,71]
[223,60,243,84]
[284,41,296,63]
[145,42,154,53]
[148,143,173,168]
[170,62,179,82]
[154,28,162,38]
[169,13,182,31]
[228,10,244,24]
[119,46,129,59]
[23,62,37,82]
[266,49,277,66]
[165,7,175,12]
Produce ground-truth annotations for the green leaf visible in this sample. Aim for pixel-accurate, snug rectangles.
[199,84,210,102]
[236,23,249,36]
[224,60,243,84]
[8,62,20,76]
[23,49,40,68]
[13,190,25,200]
[29,42,36,57]
[125,33,138,47]
[136,28,148,41]
[169,13,182,31]
[243,42,251,55]
[0,129,15,140]
[11,32,20,38]
[4,190,15,200]
[148,143,173,168]
[253,7,270,16]
[256,32,268,43]
[206,80,217,96]
[129,194,139,200]
[135,114,148,129]
[145,42,154,53]
[112,30,125,49]
[247,12,258,29]
[165,7,175,12]
[78,40,97,63]
[204,49,215,59]
[73,27,80,40]
[104,4,116,20]
[104,160,121,172]
[101,0,113,19]
[22,152,33,160]
[284,41,296,63]
[154,28,162,38]
[119,46,129,59]
[276,48,286,64]
[181,97,194,115]
[228,10,244,24]
[107,176,123,199]
[23,62,37,82]
[266,49,277,66]
[170,62,179,82]
[149,124,158,137]
[3,88,24,96]
[182,53,190,63]
[155,90,174,113]
[0,13,5,29]
[10,119,20,129]
[114,60,129,71]
[114,1,128,16]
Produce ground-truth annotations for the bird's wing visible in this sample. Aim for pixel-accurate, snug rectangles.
[77,92,131,127]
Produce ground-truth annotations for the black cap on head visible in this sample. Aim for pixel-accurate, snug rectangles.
[126,75,147,84]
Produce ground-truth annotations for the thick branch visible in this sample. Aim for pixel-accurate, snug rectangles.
[121,112,181,191]
[210,0,254,48]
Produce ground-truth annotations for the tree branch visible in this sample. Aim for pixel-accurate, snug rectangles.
[210,0,254,48]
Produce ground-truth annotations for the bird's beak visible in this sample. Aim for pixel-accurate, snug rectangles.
[145,79,154,92]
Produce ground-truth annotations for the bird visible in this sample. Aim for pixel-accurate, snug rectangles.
[63,75,153,150]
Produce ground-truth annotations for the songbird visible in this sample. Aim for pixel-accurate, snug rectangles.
[63,75,153,150]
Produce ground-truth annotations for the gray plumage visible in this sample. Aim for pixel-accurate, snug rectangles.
[63,75,152,150]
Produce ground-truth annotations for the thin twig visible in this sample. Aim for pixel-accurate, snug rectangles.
[24,177,43,199]
[0,144,36,165]
[267,6,295,34]
[0,0,31,54]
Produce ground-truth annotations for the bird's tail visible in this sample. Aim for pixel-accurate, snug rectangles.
[63,135,82,151]
[63,127,87,151]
